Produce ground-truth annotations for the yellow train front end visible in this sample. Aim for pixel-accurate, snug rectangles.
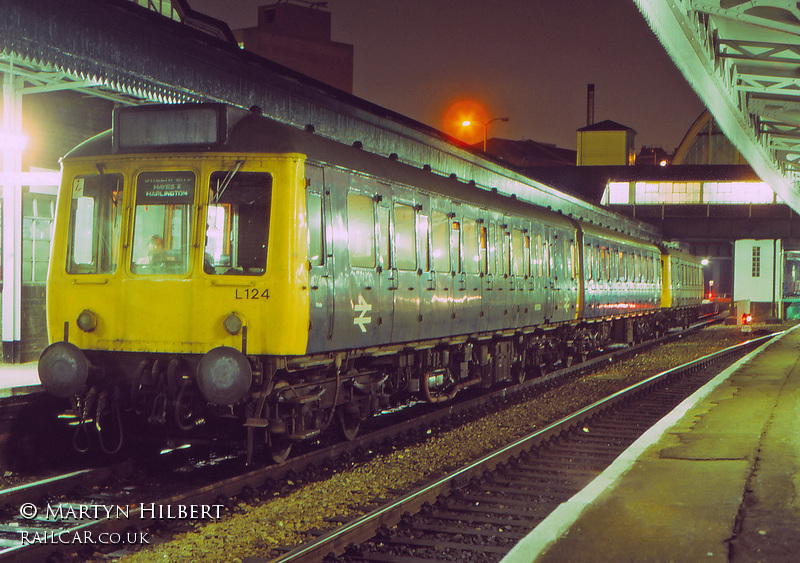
[38,105,311,452]
[46,153,308,357]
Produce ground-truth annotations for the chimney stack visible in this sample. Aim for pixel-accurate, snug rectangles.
[587,84,595,127]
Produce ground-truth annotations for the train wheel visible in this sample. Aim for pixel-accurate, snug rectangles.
[269,433,292,464]
[339,411,361,441]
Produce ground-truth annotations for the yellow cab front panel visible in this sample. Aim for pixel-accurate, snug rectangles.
[48,152,310,357]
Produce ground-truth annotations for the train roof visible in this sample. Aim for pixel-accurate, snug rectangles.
[65,104,661,242]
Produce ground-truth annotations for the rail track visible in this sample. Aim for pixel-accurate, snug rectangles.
[0,318,750,561]
[261,331,775,562]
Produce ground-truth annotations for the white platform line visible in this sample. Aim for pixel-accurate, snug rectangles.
[500,328,794,563]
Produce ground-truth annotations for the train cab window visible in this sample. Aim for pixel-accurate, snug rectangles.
[394,202,416,271]
[431,210,450,272]
[512,229,524,277]
[131,171,195,275]
[347,193,376,268]
[66,173,124,274]
[462,219,479,274]
[204,171,271,276]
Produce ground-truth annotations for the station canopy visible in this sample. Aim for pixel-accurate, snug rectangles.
[636,0,800,214]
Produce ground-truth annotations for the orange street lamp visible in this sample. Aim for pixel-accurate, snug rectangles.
[462,117,509,151]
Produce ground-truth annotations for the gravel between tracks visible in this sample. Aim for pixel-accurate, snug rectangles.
[111,324,790,563]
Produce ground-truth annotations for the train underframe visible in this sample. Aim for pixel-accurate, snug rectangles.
[66,307,698,463]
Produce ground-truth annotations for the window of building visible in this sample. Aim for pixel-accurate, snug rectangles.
[22,193,56,283]
[752,246,761,277]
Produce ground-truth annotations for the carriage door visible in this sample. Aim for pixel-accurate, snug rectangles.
[345,183,381,348]
[390,189,421,343]
[305,165,334,351]
[374,186,394,345]
[543,226,557,320]
[417,193,447,340]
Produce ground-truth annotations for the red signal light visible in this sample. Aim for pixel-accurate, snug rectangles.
[741,313,752,325]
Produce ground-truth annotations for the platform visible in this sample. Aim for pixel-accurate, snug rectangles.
[503,324,800,562]
[0,362,41,399]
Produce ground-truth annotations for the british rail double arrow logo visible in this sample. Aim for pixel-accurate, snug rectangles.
[354,295,372,333]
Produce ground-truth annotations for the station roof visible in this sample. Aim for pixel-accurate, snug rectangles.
[635,0,800,214]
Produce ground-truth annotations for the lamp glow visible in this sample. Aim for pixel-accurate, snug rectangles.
[0,130,28,152]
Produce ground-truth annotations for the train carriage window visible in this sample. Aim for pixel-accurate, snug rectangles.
[347,193,376,268]
[204,171,271,276]
[307,192,323,266]
[67,174,124,274]
[479,225,488,274]
[394,202,416,271]
[524,234,531,277]
[420,213,430,271]
[535,234,543,277]
[584,243,593,281]
[502,230,511,277]
[378,205,389,268]
[488,223,497,275]
[463,219,479,274]
[131,171,195,275]
[566,240,576,280]
[512,229,524,277]
[430,210,450,272]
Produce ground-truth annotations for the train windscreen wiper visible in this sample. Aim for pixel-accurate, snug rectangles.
[214,159,244,203]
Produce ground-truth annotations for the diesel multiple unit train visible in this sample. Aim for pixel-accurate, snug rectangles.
[38,103,704,461]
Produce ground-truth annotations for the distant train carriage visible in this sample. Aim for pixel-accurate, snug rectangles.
[661,247,704,324]
[38,103,704,461]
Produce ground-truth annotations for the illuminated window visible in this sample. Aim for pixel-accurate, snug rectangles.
[132,171,195,275]
[463,219,479,274]
[512,229,525,277]
[347,193,375,268]
[307,192,323,267]
[378,205,389,268]
[752,246,761,277]
[584,243,593,281]
[67,174,125,275]
[204,172,271,276]
[22,194,56,283]
[606,182,629,204]
[420,214,430,271]
[431,210,450,272]
[394,202,416,271]
[535,234,543,277]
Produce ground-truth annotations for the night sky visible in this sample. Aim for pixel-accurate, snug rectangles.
[188,0,707,153]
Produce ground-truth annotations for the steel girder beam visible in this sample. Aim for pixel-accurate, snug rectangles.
[634,0,800,214]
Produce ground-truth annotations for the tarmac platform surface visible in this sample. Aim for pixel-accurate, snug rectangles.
[503,325,800,562]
